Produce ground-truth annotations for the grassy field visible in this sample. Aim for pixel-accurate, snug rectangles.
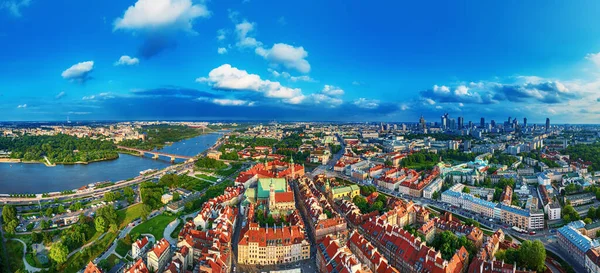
[215,162,243,177]
[196,174,219,182]
[115,239,130,257]
[6,240,25,272]
[107,253,121,268]
[117,203,144,228]
[130,214,176,240]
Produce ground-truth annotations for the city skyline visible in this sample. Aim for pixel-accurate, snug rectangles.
[3,0,600,123]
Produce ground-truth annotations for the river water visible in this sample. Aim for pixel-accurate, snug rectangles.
[0,132,223,194]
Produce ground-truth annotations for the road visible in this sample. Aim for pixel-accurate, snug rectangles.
[11,238,43,272]
[163,218,180,245]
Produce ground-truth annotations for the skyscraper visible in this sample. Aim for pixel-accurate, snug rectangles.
[458,116,464,129]
[546,118,550,131]
[468,121,473,129]
[491,120,496,128]
[419,115,426,129]
[441,113,449,129]
[480,117,485,128]
[523,117,527,128]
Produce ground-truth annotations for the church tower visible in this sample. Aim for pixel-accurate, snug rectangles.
[269,179,276,210]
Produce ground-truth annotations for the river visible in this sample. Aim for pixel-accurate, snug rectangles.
[0,132,224,194]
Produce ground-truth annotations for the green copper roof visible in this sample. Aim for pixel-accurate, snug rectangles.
[257,178,287,199]
[332,184,360,195]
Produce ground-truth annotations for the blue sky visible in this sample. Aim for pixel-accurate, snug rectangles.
[2,0,600,123]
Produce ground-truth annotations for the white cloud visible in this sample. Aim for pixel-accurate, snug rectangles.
[454,85,469,96]
[61,61,94,82]
[114,55,140,66]
[217,47,228,54]
[17,104,27,108]
[433,85,450,93]
[55,91,66,99]
[400,104,410,111]
[197,64,305,104]
[321,85,344,96]
[269,69,314,82]
[82,93,114,101]
[235,20,261,48]
[311,93,342,107]
[212,98,251,106]
[256,43,310,73]
[352,81,363,86]
[1,0,31,17]
[425,98,436,105]
[216,29,227,40]
[113,0,210,32]
[586,52,600,67]
[353,98,379,109]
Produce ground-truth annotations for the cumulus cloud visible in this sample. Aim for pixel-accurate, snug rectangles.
[115,55,140,66]
[55,91,66,100]
[586,52,600,67]
[354,98,379,109]
[235,20,261,48]
[61,61,94,83]
[113,0,210,32]
[197,64,305,104]
[269,69,314,82]
[1,0,30,17]
[255,43,310,73]
[217,47,227,54]
[17,104,27,108]
[212,98,253,106]
[310,93,342,107]
[321,85,344,96]
[114,0,210,58]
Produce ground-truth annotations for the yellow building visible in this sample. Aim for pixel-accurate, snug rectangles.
[328,183,360,200]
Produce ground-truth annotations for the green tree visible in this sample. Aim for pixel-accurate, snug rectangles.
[585,218,593,225]
[589,207,597,220]
[49,242,68,264]
[45,207,54,217]
[104,192,116,202]
[519,240,546,272]
[2,205,17,223]
[141,204,151,221]
[57,204,65,214]
[5,219,18,234]
[462,187,470,193]
[95,216,107,233]
[173,191,181,201]
[31,232,42,243]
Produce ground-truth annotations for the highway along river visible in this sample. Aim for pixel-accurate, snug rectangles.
[0,132,223,194]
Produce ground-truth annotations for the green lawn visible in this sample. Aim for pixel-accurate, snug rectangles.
[215,163,243,177]
[130,214,176,240]
[196,174,219,182]
[115,239,130,257]
[117,203,144,228]
[6,240,25,272]
[107,253,121,267]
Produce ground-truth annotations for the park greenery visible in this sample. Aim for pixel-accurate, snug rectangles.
[352,194,388,214]
[2,205,18,234]
[118,124,204,150]
[564,143,600,172]
[495,240,546,272]
[562,205,580,223]
[195,157,227,170]
[140,182,164,210]
[428,231,477,262]
[0,134,118,164]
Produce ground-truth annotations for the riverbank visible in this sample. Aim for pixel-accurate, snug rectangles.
[0,132,225,194]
